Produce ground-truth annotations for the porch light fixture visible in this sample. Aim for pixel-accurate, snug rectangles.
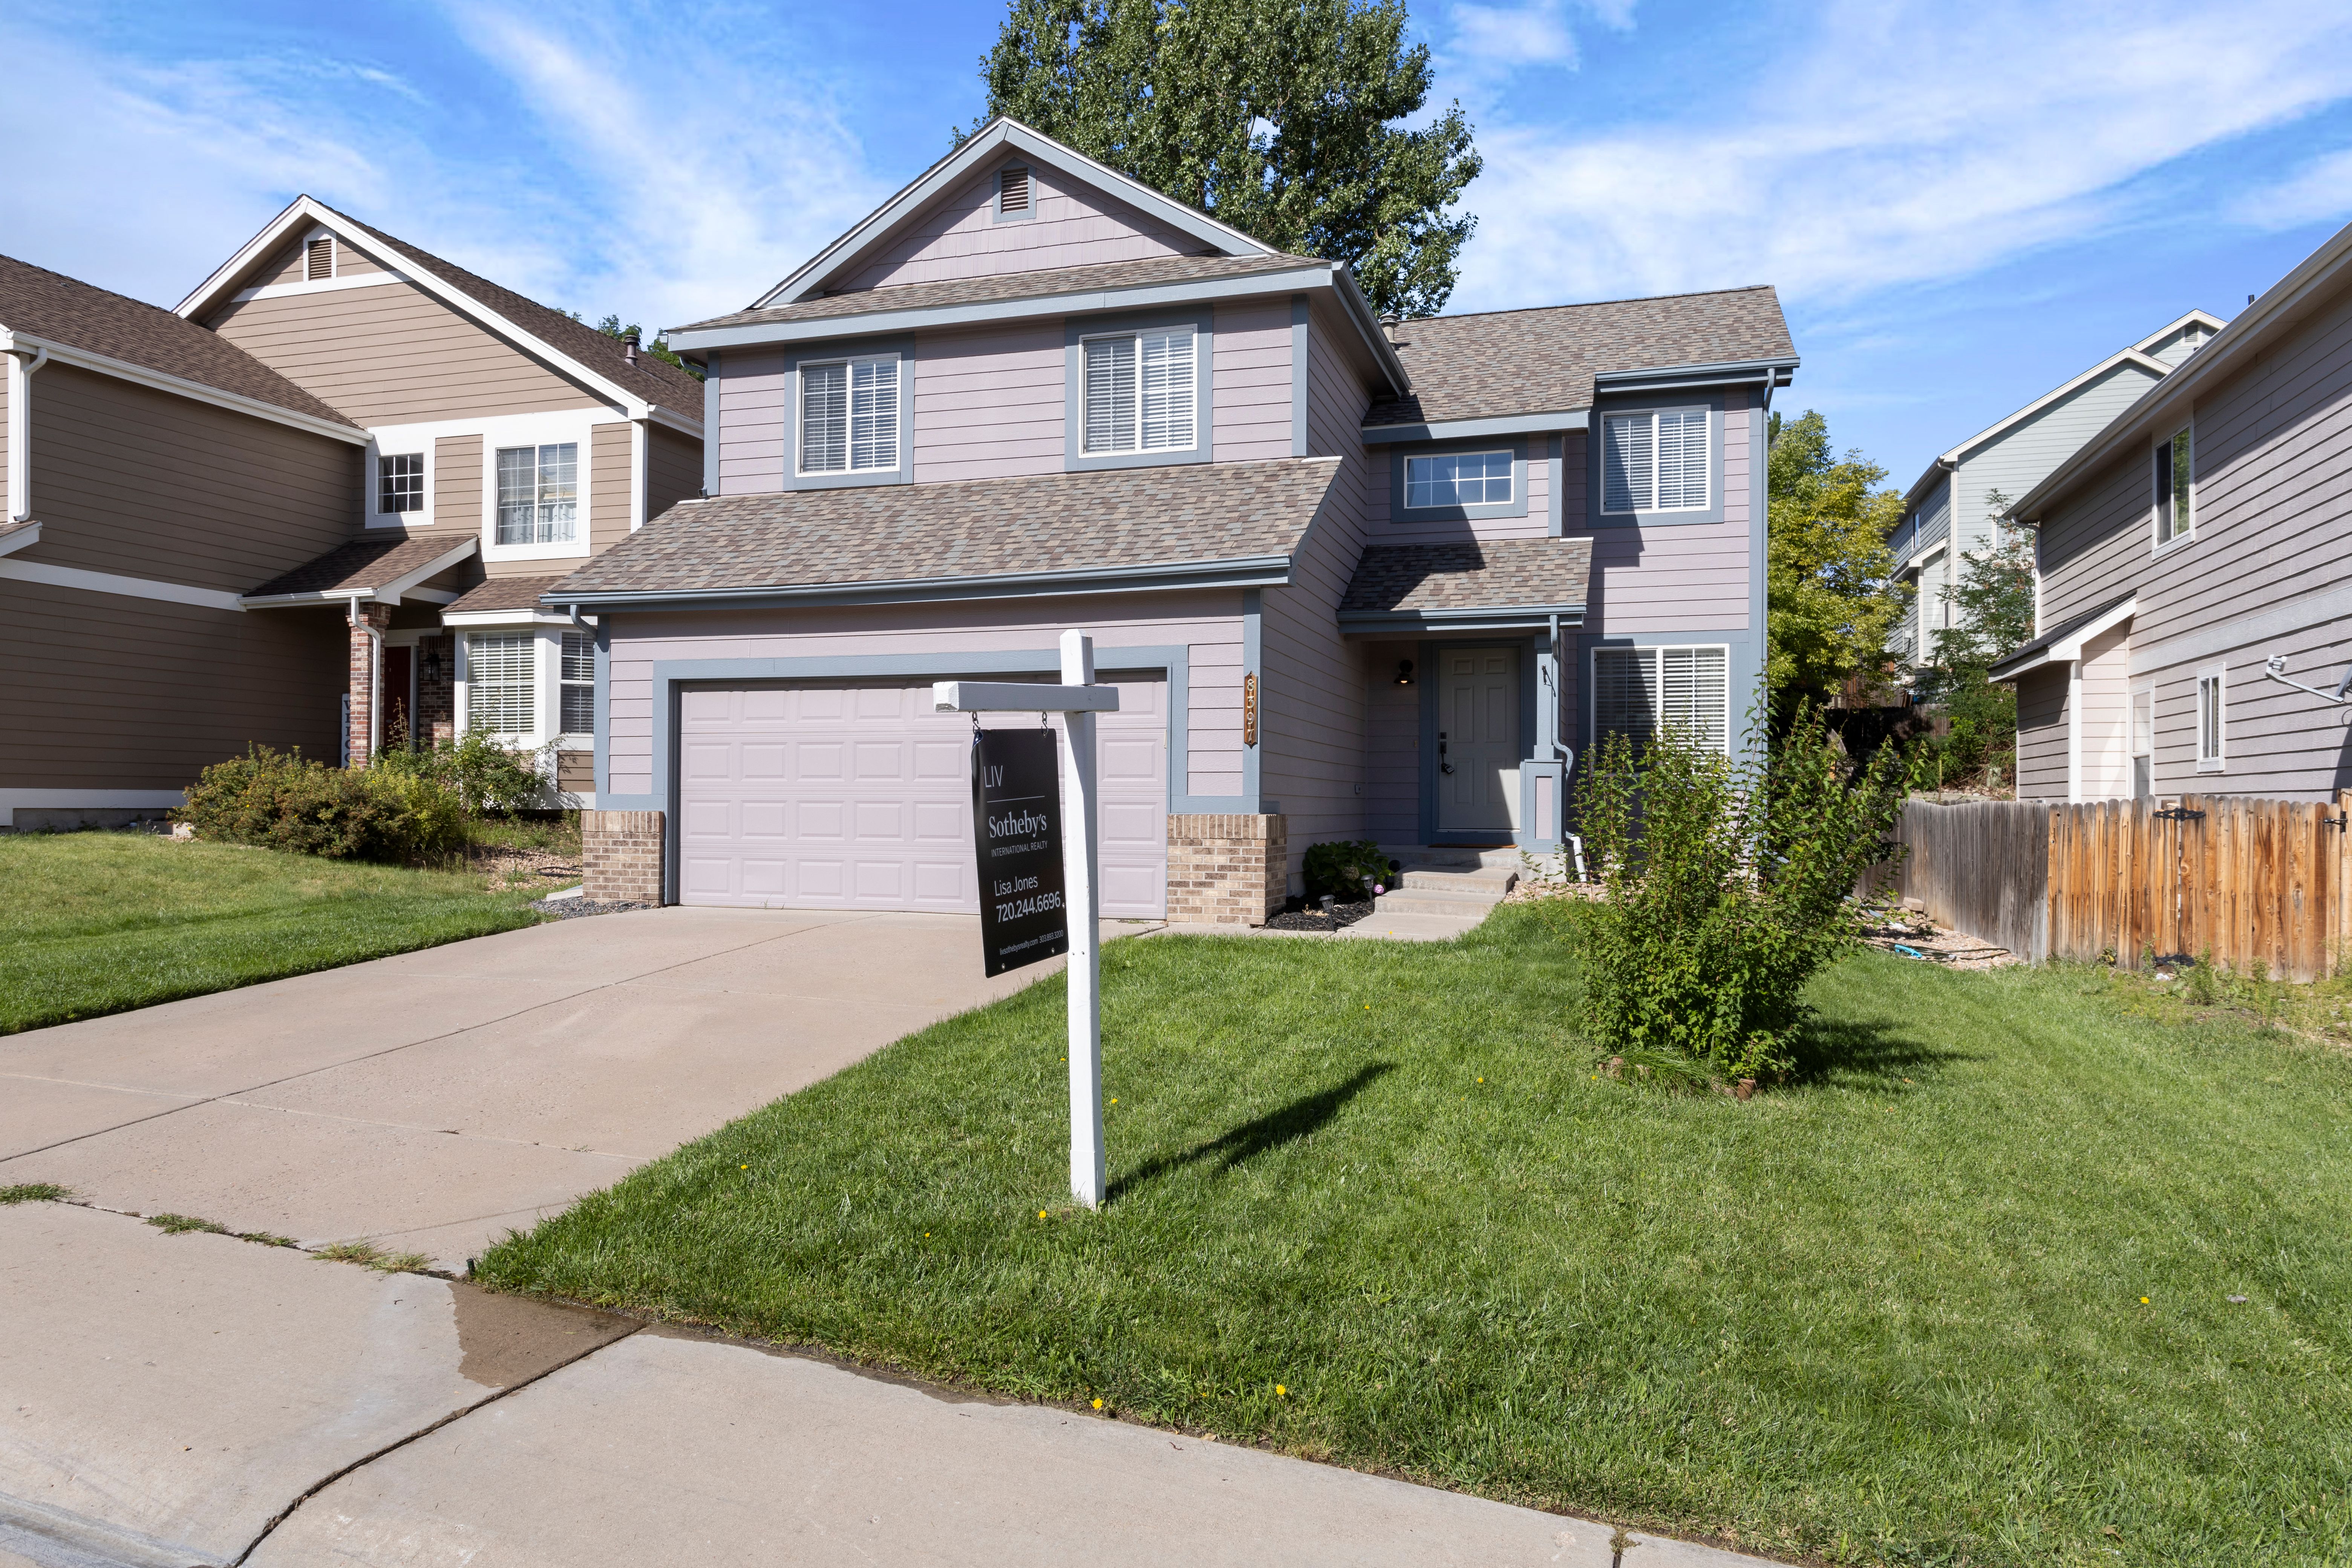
[423,643,443,683]
[1395,660,1414,686]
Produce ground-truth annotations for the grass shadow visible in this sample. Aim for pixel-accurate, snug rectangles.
[1785,1015,1977,1088]
[1108,1062,1395,1201]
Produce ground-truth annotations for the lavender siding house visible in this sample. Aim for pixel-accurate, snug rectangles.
[1995,216,2352,803]
[552,119,1796,922]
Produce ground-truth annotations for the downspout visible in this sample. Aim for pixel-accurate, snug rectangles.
[6,343,50,522]
[2066,657,2083,802]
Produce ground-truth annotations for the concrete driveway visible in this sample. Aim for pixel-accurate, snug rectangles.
[0,907,1108,1269]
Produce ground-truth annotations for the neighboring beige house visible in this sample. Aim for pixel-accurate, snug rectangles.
[1995,215,2352,802]
[0,202,703,827]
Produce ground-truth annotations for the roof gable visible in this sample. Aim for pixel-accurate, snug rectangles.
[755,118,1275,310]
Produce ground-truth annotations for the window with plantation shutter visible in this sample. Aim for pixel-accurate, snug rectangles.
[1592,645,1730,754]
[560,631,594,735]
[467,633,536,735]
[305,237,334,281]
[1601,407,1709,514]
[1082,329,1195,454]
[799,356,898,474]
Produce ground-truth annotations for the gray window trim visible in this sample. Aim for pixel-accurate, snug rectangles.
[1063,306,1215,472]
[1391,438,1529,523]
[993,164,1036,225]
[783,335,914,491]
[1588,394,1725,528]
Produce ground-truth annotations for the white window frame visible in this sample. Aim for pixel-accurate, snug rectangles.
[364,435,434,530]
[1589,643,1733,756]
[377,451,427,519]
[2153,421,2195,553]
[796,354,902,477]
[1600,405,1711,516]
[558,629,596,741]
[1080,327,1199,456]
[475,413,596,562]
[459,630,539,741]
[2195,663,2226,772]
[1403,449,1516,511]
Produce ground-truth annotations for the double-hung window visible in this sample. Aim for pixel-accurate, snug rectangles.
[1602,407,1710,514]
[800,355,899,474]
[2196,665,2225,771]
[2154,424,2193,547]
[559,631,595,735]
[495,444,577,545]
[467,633,536,735]
[378,453,424,514]
[1405,450,1513,509]
[1592,645,1730,754]
[1083,328,1196,454]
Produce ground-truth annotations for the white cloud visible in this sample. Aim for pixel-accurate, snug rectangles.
[1449,0,2352,311]
[2227,146,2352,231]
[1447,1,1581,73]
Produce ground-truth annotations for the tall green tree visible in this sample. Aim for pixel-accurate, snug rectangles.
[1912,491,2037,787]
[966,0,1480,317]
[1766,410,1909,714]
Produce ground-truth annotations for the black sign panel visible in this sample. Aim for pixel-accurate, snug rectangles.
[971,727,1069,976]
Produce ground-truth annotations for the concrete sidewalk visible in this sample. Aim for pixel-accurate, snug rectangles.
[1,1200,1787,1568]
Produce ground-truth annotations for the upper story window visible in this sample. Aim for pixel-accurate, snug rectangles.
[1406,450,1513,510]
[1083,328,1196,454]
[466,632,536,735]
[2154,423,2193,548]
[1602,407,1709,514]
[496,443,577,545]
[378,453,424,514]
[560,631,594,735]
[801,355,900,474]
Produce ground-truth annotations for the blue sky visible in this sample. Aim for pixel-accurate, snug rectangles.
[5,0,2352,497]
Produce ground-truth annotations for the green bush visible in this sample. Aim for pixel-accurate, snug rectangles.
[179,747,467,864]
[1574,703,1906,1081]
[373,727,547,815]
[1303,838,1389,901]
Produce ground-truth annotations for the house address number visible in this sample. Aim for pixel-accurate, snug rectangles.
[1243,672,1259,747]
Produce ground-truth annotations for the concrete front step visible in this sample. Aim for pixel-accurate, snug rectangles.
[1396,865,1517,893]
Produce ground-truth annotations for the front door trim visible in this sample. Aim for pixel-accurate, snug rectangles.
[1417,637,1538,847]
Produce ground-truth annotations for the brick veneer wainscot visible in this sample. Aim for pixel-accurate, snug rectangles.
[583,810,665,903]
[1165,813,1286,926]
[345,603,394,764]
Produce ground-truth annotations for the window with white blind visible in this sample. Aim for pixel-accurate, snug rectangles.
[1601,407,1710,514]
[1405,450,1514,510]
[2196,664,2225,770]
[378,453,424,514]
[800,356,900,474]
[495,444,577,544]
[1592,645,1731,754]
[467,633,536,735]
[1083,329,1196,454]
[560,631,594,735]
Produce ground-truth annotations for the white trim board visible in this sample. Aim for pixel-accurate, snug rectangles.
[231,272,412,303]
[0,522,40,559]
[0,557,244,612]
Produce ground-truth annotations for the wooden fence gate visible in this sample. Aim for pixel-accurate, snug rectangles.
[1890,795,2352,981]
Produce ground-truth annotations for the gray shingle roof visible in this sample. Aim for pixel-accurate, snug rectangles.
[677,253,1318,334]
[447,575,568,614]
[549,458,1342,600]
[246,534,474,599]
[1340,540,1593,615]
[0,253,357,428]
[322,207,707,415]
[1363,287,1796,427]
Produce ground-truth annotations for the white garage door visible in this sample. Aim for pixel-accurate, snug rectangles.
[675,675,1168,916]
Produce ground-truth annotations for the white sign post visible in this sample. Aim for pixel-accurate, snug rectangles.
[934,630,1118,1208]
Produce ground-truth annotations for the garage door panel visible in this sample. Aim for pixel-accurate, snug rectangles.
[679,677,1167,914]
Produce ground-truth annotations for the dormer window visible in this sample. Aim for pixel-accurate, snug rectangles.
[800,355,900,474]
[305,237,335,281]
[1082,328,1196,454]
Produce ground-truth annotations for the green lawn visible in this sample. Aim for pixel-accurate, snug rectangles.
[478,903,2352,1566]
[0,832,543,1033]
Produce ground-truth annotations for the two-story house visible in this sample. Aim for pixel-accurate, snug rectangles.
[1993,215,2352,802]
[549,118,1795,921]
[1886,311,2223,668]
[0,204,703,829]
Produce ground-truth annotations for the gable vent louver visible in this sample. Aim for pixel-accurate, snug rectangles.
[305,237,334,281]
[999,167,1031,214]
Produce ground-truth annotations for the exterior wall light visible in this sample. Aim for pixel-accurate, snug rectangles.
[1395,660,1414,686]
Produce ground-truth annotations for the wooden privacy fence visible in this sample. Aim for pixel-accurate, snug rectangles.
[1888,795,2352,981]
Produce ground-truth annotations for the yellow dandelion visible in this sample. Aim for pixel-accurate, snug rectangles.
[1092,1397,1104,1410]
[1110,1097,1118,1104]
[1039,1210,1049,1220]
[1477,1076,1484,1083]
[1276,1384,1288,1396]
[2141,1296,2150,1304]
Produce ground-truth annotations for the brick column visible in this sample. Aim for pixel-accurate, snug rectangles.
[414,633,456,745]
[583,810,665,903]
[1165,813,1287,925]
[346,602,393,766]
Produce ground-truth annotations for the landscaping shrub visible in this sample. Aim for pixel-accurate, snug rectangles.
[1574,702,1906,1081]
[1302,838,1389,900]
[373,726,548,815]
[179,747,466,863]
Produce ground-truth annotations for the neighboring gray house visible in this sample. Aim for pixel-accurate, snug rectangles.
[1992,216,2352,802]
[1888,311,2223,666]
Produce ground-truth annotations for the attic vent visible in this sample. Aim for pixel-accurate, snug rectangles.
[305,237,334,282]
[999,167,1031,215]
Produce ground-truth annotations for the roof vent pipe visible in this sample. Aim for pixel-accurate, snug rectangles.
[1379,315,1400,343]
[623,329,641,366]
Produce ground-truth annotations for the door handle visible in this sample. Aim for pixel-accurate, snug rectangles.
[1438,735,1454,776]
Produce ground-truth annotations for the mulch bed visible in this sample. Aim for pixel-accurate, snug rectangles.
[528,896,656,920]
[1262,898,1375,933]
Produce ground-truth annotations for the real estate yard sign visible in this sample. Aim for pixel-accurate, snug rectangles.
[971,727,1069,977]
